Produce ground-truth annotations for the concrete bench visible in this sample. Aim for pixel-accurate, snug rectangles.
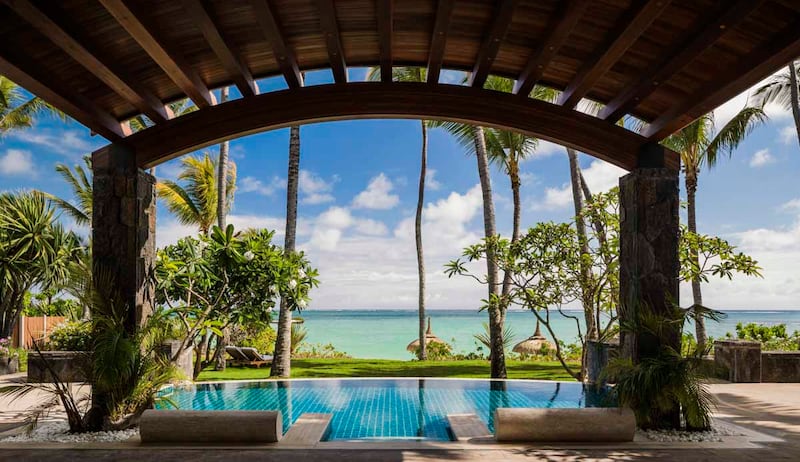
[447,413,492,442]
[494,408,635,442]
[139,410,282,444]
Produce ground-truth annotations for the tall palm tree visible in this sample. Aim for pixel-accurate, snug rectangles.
[662,107,767,350]
[271,123,301,377]
[754,61,800,148]
[367,67,430,361]
[0,76,63,135]
[157,153,236,235]
[217,87,231,228]
[44,155,93,226]
[431,117,505,378]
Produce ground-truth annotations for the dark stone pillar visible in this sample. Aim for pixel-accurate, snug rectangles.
[618,144,680,363]
[92,143,156,333]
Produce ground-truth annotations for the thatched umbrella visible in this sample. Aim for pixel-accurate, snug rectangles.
[513,320,554,355]
[406,317,447,352]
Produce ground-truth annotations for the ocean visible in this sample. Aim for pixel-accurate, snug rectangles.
[296,309,800,360]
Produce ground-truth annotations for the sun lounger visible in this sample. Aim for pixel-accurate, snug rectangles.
[225,345,273,368]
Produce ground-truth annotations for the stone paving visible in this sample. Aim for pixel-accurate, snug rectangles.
[1,377,799,461]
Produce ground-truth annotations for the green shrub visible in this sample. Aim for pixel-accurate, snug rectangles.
[46,321,92,351]
[294,343,351,359]
[727,322,800,351]
[230,323,276,354]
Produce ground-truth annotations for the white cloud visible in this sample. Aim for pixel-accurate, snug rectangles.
[299,170,336,204]
[712,73,791,131]
[781,198,800,211]
[780,125,796,145]
[531,160,626,211]
[352,173,400,210]
[534,140,564,158]
[239,176,287,196]
[425,169,442,190]
[10,129,100,158]
[0,149,35,176]
[307,206,390,250]
[749,148,775,168]
[355,218,389,236]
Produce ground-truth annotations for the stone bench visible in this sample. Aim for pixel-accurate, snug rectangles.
[280,413,332,445]
[494,408,635,442]
[139,410,282,444]
[447,413,492,442]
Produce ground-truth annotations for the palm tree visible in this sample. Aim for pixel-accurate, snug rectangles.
[431,115,505,378]
[217,86,231,229]
[754,61,800,148]
[0,76,63,135]
[157,153,236,235]
[367,67,430,361]
[662,107,767,350]
[271,122,301,378]
[44,155,93,226]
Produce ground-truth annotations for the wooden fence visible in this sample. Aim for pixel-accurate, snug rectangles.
[10,316,67,349]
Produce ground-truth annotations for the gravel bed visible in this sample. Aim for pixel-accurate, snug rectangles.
[1,422,138,443]
[638,421,744,442]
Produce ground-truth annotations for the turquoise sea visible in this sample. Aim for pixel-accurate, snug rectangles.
[297,309,800,360]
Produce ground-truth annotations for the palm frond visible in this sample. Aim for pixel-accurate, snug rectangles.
[706,106,768,167]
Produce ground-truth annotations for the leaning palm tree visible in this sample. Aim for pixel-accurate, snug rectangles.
[367,66,430,361]
[43,155,93,226]
[157,153,236,235]
[754,61,800,148]
[271,122,301,378]
[0,76,63,135]
[662,107,767,350]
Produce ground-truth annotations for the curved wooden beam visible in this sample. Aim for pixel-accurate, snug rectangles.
[125,82,677,171]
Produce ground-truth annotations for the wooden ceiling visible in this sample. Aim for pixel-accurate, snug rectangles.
[2,0,800,160]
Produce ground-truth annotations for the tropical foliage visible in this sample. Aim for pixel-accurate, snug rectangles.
[0,76,63,135]
[157,153,237,235]
[155,224,318,379]
[754,61,800,147]
[44,155,93,226]
[727,322,800,351]
[0,192,83,338]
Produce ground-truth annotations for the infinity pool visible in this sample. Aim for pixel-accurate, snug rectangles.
[161,379,610,441]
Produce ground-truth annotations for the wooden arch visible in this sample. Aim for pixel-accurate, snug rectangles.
[127,82,677,171]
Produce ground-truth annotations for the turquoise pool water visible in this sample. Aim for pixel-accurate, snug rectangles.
[162,379,610,441]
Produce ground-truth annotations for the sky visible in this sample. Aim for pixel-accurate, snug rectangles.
[1,68,799,310]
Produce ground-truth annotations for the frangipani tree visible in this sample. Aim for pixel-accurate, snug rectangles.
[154,225,318,379]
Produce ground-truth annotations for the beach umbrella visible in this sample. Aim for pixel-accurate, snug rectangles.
[513,320,554,355]
[406,317,447,352]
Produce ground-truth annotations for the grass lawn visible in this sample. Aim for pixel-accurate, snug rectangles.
[196,358,578,382]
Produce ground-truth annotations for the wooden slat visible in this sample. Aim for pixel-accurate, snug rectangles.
[314,0,347,84]
[513,0,589,96]
[0,52,126,140]
[376,0,393,82]
[644,20,800,140]
[251,0,303,88]
[5,0,169,123]
[468,0,519,88]
[447,414,492,442]
[558,0,671,108]
[601,0,761,122]
[99,0,214,108]
[426,0,455,84]
[128,82,676,171]
[181,0,257,97]
[280,413,332,445]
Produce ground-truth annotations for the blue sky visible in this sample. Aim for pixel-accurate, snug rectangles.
[1,69,799,310]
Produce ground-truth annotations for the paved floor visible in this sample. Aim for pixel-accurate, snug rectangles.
[1,379,799,461]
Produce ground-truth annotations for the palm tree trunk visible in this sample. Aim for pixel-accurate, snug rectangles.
[271,124,301,378]
[473,126,506,379]
[216,86,230,229]
[499,158,520,320]
[567,149,597,345]
[416,121,427,360]
[214,86,231,372]
[788,61,800,149]
[686,171,707,351]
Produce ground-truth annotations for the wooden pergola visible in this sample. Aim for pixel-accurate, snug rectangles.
[2,0,799,359]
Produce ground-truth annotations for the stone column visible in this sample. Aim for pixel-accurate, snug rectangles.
[92,143,156,334]
[618,143,680,363]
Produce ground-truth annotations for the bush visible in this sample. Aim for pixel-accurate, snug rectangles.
[294,343,351,359]
[46,321,92,351]
[230,323,276,354]
[727,322,800,351]
[411,341,453,361]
